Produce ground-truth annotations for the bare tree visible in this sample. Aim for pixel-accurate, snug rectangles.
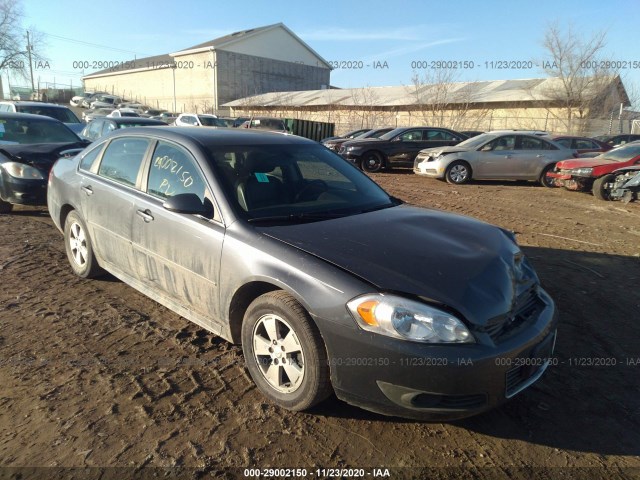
[408,69,490,130]
[538,23,621,134]
[0,0,47,97]
[349,86,394,129]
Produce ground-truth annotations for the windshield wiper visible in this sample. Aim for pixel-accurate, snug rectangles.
[359,199,401,214]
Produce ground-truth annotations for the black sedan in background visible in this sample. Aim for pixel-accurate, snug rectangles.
[80,117,167,141]
[47,127,556,420]
[0,112,87,213]
[323,127,394,152]
[339,127,467,172]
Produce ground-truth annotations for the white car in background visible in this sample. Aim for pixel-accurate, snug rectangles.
[173,113,227,127]
[90,95,122,110]
[107,109,141,118]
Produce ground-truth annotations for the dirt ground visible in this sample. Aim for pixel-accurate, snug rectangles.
[1,172,639,480]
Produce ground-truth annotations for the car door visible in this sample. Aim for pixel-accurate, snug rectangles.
[79,136,151,272]
[130,139,225,330]
[473,135,517,178]
[386,129,427,167]
[509,135,555,178]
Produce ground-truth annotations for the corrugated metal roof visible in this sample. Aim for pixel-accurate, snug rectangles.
[224,77,622,108]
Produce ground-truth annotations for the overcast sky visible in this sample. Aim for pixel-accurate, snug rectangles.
[8,0,640,98]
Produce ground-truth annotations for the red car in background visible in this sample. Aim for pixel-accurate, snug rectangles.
[552,136,613,155]
[546,142,640,200]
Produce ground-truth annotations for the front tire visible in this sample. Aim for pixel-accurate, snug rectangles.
[592,174,615,201]
[360,152,384,173]
[241,291,332,411]
[64,211,102,278]
[0,198,13,214]
[445,161,471,184]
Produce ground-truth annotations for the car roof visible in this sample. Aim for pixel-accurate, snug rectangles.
[1,101,71,110]
[105,126,316,146]
[0,111,64,122]
[105,117,167,125]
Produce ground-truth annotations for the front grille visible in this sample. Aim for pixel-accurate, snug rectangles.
[480,288,543,343]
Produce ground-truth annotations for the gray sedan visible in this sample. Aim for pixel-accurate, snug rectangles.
[47,127,557,420]
[414,131,577,185]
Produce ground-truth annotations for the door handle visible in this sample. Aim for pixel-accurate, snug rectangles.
[536,154,545,158]
[81,185,93,196]
[505,155,512,159]
[136,209,154,223]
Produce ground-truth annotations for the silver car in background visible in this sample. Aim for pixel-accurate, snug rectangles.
[414,131,577,186]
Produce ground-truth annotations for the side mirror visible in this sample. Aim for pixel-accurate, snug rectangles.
[163,193,211,216]
[480,144,492,151]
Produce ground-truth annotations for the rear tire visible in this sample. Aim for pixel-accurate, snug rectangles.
[241,291,332,411]
[64,211,102,278]
[445,161,471,184]
[592,174,615,201]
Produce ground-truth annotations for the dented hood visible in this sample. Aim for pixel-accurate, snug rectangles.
[419,145,471,156]
[0,142,86,170]
[262,205,538,326]
[556,157,618,169]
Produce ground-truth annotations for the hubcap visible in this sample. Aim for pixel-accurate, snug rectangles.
[69,222,88,268]
[450,165,468,183]
[252,314,305,393]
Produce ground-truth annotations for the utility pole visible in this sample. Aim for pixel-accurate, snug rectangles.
[26,31,35,93]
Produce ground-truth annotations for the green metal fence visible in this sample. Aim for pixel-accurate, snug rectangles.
[283,118,334,141]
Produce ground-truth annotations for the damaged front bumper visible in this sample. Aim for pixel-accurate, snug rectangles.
[545,171,593,191]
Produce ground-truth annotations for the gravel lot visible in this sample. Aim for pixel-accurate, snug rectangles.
[1,171,639,479]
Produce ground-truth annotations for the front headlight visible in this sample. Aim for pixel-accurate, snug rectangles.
[3,162,45,180]
[569,167,593,177]
[347,294,474,343]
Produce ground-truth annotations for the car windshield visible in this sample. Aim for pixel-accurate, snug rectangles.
[250,119,286,131]
[97,97,115,104]
[18,106,80,124]
[599,144,640,162]
[207,143,395,222]
[457,133,498,149]
[365,129,392,138]
[378,128,406,140]
[198,116,227,127]
[0,117,80,144]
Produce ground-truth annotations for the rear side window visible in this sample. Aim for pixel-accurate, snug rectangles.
[519,136,546,150]
[98,137,149,187]
[576,139,597,150]
[426,130,459,141]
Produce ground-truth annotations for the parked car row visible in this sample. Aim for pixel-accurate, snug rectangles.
[330,125,638,202]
